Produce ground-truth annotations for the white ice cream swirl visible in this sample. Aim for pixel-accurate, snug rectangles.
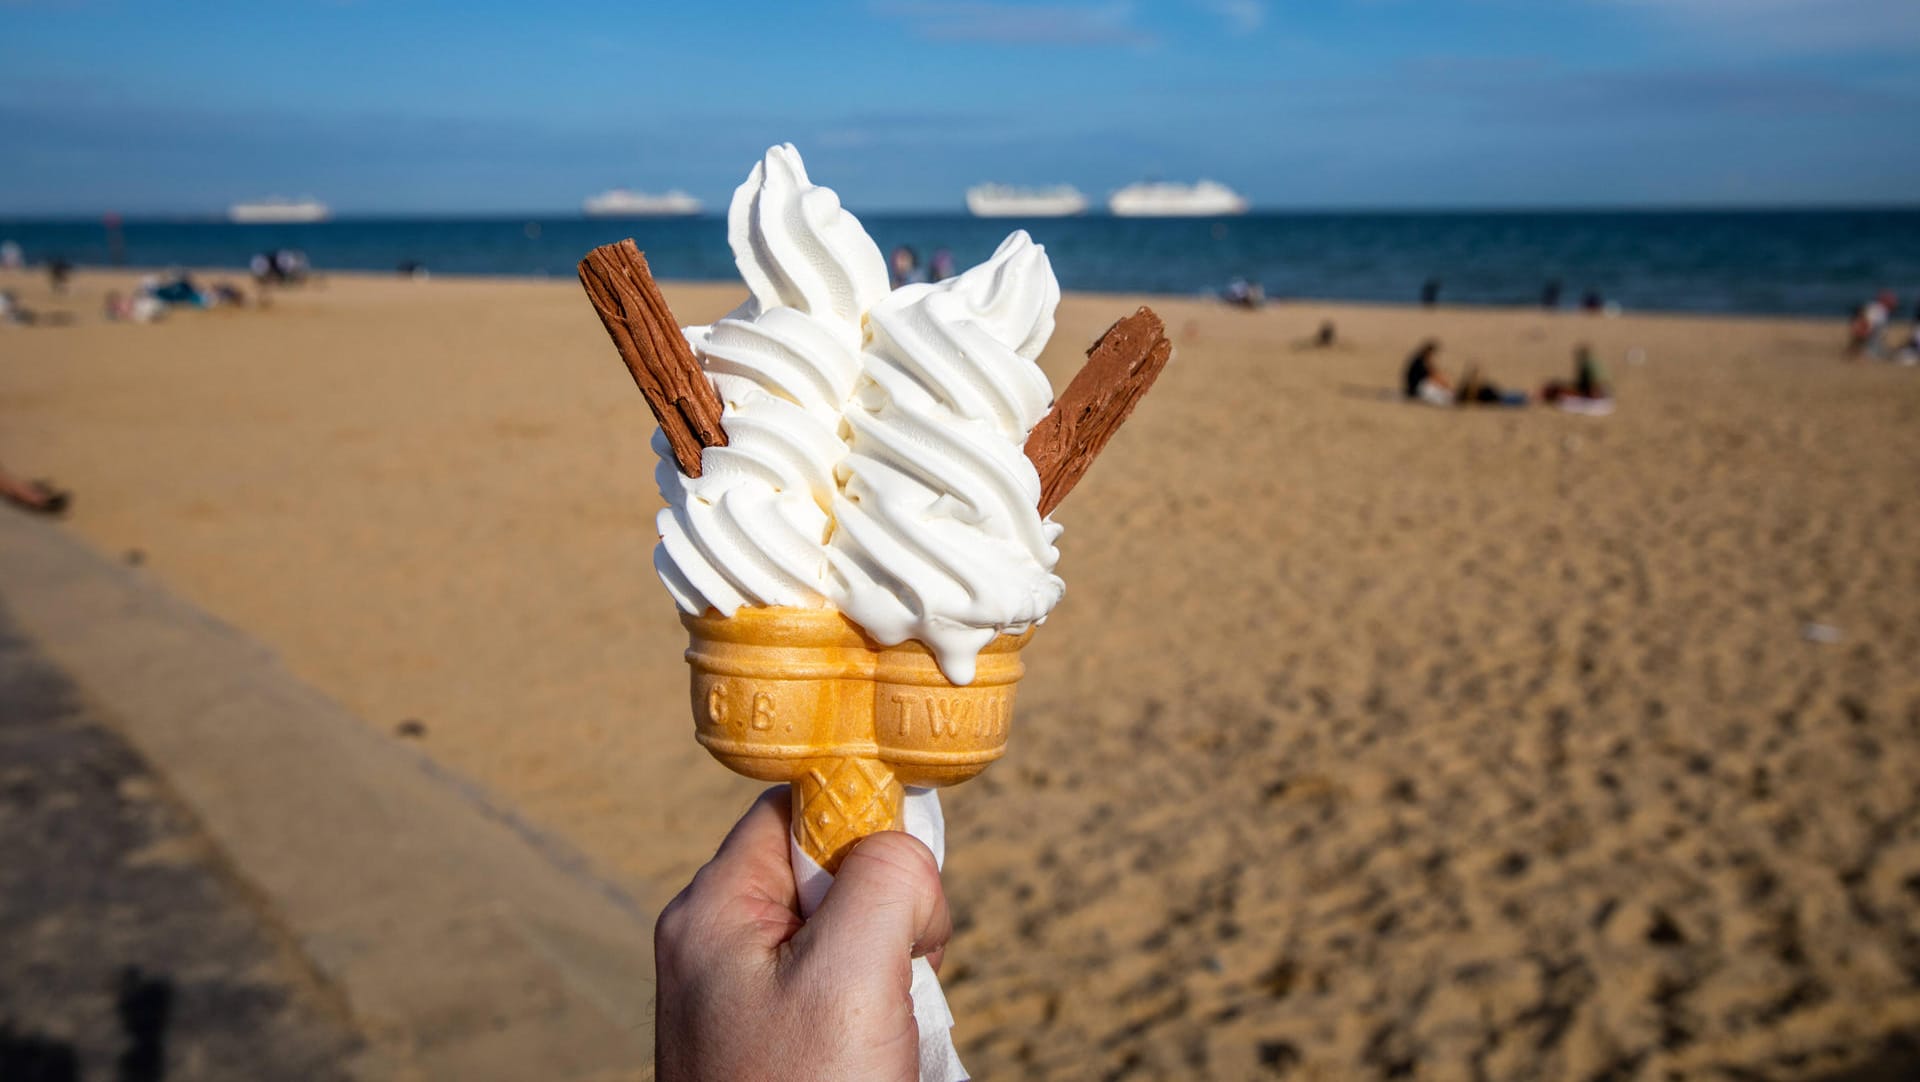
[652,144,888,615]
[827,232,1064,684]
[652,146,1067,684]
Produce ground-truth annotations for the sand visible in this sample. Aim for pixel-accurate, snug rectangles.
[3,267,1918,1080]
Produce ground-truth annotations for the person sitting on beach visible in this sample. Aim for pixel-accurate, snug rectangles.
[1541,344,1611,402]
[1289,320,1339,352]
[653,788,950,1080]
[1870,291,1896,356]
[1849,293,1893,359]
[1222,277,1264,309]
[929,248,955,283]
[1403,340,1454,405]
[261,249,309,286]
[1847,304,1874,358]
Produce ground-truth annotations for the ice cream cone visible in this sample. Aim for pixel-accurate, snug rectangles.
[684,606,1033,872]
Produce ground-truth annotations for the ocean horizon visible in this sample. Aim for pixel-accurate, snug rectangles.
[5,207,1917,318]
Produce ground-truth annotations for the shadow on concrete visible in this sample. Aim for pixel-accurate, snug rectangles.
[0,600,358,1080]
[1,968,172,1082]
[0,1022,79,1082]
[116,967,172,1082]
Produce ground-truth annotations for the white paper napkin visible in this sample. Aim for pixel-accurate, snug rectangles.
[790,787,967,1082]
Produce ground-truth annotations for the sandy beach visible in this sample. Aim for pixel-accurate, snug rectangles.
[3,267,1918,1079]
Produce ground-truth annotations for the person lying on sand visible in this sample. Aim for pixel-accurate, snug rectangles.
[104,291,166,323]
[0,460,71,516]
[1,290,39,325]
[1403,341,1525,407]
[1454,364,1528,407]
[0,291,75,328]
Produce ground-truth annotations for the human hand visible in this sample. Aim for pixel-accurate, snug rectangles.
[654,787,951,1082]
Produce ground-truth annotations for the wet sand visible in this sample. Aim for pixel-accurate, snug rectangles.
[3,267,1918,1079]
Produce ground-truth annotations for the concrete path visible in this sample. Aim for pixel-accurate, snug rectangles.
[0,599,365,1081]
[0,510,656,1081]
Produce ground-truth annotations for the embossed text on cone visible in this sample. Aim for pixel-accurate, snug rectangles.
[684,607,1031,872]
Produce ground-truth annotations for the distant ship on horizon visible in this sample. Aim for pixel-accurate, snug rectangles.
[965,183,1089,218]
[228,197,330,224]
[1108,180,1247,217]
[583,189,704,217]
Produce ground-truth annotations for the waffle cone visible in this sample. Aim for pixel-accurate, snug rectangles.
[684,606,1032,872]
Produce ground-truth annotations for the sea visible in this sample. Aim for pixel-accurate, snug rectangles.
[3,208,1917,319]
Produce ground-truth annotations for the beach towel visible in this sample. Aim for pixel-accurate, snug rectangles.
[1557,396,1615,417]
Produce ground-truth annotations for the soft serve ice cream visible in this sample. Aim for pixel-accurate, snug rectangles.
[830,233,1064,682]
[652,146,885,616]
[652,144,1064,683]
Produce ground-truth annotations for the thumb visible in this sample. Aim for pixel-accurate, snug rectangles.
[789,831,951,988]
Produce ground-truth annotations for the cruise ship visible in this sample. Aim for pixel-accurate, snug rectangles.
[228,197,330,224]
[582,189,704,217]
[965,184,1089,218]
[1107,180,1248,217]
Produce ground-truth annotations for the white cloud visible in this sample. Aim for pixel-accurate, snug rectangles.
[870,1,1156,47]
[1197,0,1264,34]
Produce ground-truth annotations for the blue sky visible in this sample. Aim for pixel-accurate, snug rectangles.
[3,0,1917,214]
